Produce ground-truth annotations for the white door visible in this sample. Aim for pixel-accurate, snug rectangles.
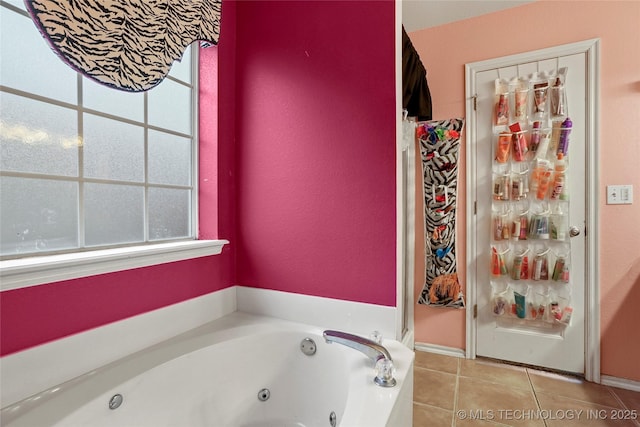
[468,41,599,374]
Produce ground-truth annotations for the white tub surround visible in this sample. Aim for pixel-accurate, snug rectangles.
[1,286,401,409]
[0,287,237,407]
[236,286,398,341]
[2,313,414,427]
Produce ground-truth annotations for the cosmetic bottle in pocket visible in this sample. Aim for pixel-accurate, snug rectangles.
[514,292,526,319]
[492,172,511,201]
[513,206,529,241]
[491,283,510,317]
[511,169,529,202]
[491,245,510,277]
[492,208,511,241]
[551,249,570,283]
[511,245,529,281]
[529,205,550,240]
[494,79,510,127]
[531,247,550,281]
[512,77,530,124]
[495,132,512,164]
[549,205,568,241]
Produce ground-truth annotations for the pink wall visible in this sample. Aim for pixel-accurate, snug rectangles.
[0,0,399,356]
[410,1,640,381]
[0,4,238,357]
[233,1,397,306]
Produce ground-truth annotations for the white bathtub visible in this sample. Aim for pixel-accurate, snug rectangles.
[1,313,414,427]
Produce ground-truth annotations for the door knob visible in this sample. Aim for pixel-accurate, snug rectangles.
[569,226,581,237]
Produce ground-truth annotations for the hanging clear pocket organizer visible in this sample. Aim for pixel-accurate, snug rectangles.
[489,69,574,329]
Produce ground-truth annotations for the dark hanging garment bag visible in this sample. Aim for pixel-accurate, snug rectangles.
[402,26,432,121]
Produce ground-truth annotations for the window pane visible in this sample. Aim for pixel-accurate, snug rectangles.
[1,92,79,176]
[148,188,191,240]
[0,176,78,256]
[148,130,192,186]
[148,78,191,135]
[0,7,77,104]
[168,45,192,84]
[82,76,144,122]
[83,113,144,182]
[84,183,143,246]
[0,8,196,258]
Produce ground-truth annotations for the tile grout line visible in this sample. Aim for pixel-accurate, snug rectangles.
[529,369,633,410]
[605,385,631,410]
[452,357,460,427]
[607,387,640,427]
[607,384,632,410]
[525,367,549,427]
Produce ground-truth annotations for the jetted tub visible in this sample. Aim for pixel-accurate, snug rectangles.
[1,313,414,427]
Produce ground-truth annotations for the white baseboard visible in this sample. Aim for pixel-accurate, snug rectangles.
[236,286,397,341]
[0,287,237,407]
[414,342,466,358]
[601,375,640,392]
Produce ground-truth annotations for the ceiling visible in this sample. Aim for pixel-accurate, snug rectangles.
[402,0,535,32]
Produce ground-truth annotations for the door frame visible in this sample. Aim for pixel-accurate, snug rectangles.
[395,0,415,347]
[464,39,601,382]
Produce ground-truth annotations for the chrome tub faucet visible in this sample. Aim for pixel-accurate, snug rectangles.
[323,330,396,387]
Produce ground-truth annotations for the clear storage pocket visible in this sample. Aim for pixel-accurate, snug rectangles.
[491,283,510,317]
[528,203,551,240]
[551,248,570,283]
[511,245,530,281]
[491,244,510,277]
[531,245,550,281]
[492,208,512,241]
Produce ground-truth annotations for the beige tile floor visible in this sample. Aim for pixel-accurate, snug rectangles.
[413,351,640,427]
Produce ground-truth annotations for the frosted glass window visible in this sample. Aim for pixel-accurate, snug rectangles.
[0,7,77,104]
[83,113,145,182]
[148,188,191,240]
[1,5,197,259]
[84,183,144,246]
[82,76,144,122]
[0,92,79,177]
[148,78,191,135]
[168,45,192,83]
[148,130,192,186]
[0,176,78,255]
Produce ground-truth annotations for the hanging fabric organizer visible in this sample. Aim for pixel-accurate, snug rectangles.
[417,118,465,308]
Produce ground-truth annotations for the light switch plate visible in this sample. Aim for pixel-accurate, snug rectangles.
[606,185,634,205]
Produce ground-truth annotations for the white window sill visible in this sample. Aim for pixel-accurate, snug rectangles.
[0,240,228,292]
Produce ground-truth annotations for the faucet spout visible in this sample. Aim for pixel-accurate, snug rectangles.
[323,330,396,387]
[322,330,393,363]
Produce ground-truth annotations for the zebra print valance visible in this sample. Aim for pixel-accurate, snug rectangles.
[417,118,465,309]
[24,0,221,92]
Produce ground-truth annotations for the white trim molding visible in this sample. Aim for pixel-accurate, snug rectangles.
[601,375,640,393]
[0,239,228,291]
[414,342,466,359]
